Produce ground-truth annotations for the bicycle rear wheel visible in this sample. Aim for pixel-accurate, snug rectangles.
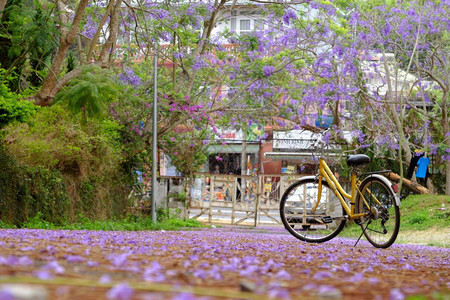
[280,178,346,243]
[356,177,400,248]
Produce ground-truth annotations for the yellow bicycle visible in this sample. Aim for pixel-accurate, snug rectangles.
[279,133,401,248]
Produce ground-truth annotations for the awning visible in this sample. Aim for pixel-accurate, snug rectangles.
[208,144,259,154]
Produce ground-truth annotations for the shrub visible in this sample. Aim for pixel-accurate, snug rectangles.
[3,105,122,176]
[0,83,39,129]
[0,148,69,226]
[2,105,131,222]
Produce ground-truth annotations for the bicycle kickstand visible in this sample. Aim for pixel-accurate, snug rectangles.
[354,221,370,247]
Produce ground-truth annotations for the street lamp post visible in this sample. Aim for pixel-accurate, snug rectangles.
[151,39,158,223]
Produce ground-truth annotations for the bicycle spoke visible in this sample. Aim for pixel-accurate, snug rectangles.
[356,177,400,248]
[280,179,346,243]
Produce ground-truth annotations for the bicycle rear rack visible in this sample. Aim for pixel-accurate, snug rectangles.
[361,170,392,176]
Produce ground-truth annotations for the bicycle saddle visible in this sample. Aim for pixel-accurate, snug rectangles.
[347,154,370,166]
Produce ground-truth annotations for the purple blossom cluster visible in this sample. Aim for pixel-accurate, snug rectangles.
[119,67,142,86]
[165,95,213,127]
[82,15,98,39]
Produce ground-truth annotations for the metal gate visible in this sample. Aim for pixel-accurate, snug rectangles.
[188,174,304,226]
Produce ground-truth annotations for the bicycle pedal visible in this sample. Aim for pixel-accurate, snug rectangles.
[321,216,333,223]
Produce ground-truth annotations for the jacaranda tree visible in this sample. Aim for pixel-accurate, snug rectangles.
[1,0,448,194]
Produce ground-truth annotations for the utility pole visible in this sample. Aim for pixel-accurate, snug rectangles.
[151,39,158,223]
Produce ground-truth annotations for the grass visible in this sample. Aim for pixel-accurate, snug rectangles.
[340,194,450,246]
[400,195,449,230]
[0,212,204,231]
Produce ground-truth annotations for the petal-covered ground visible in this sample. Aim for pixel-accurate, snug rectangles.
[0,227,448,300]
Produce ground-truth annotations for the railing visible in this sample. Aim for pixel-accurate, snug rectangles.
[188,173,305,226]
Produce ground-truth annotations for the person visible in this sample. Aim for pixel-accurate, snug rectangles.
[213,165,220,174]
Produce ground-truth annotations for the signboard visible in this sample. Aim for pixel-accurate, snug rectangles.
[273,130,353,151]
[216,125,264,143]
[216,128,244,143]
[273,130,318,151]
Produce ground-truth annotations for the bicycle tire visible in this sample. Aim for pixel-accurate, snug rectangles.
[356,176,400,248]
[280,178,347,243]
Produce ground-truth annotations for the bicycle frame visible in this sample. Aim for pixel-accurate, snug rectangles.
[316,158,369,220]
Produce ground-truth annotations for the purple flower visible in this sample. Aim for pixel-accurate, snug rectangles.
[82,15,98,39]
[313,271,333,280]
[143,261,165,282]
[192,57,209,70]
[369,277,379,285]
[262,65,276,77]
[66,255,85,263]
[173,52,184,59]
[389,288,404,300]
[106,283,134,300]
[317,285,341,297]
[193,269,208,279]
[87,261,100,267]
[349,272,364,282]
[44,261,65,274]
[339,263,350,272]
[386,256,396,263]
[119,67,142,86]
[173,293,196,300]
[99,274,112,284]
[275,270,291,280]
[382,21,392,36]
[34,270,54,280]
[19,246,34,251]
[282,10,297,25]
[268,286,290,298]
[0,290,15,300]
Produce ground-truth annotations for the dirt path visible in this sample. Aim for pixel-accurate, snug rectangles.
[0,227,448,299]
[396,227,450,247]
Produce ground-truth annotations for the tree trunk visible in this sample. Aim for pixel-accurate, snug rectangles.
[0,0,6,19]
[442,90,449,195]
[98,0,122,67]
[34,0,89,106]
[381,50,412,193]
[241,130,247,202]
[0,0,7,19]
[85,0,115,63]
[386,172,429,194]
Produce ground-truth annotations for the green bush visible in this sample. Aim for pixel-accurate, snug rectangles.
[0,83,39,129]
[3,105,123,173]
[1,105,132,222]
[0,148,69,226]
[22,212,56,229]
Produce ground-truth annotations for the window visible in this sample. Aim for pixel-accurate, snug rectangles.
[254,19,264,31]
[240,19,251,32]
[231,18,236,31]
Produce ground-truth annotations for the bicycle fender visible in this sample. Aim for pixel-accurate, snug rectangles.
[362,174,401,206]
[295,176,317,182]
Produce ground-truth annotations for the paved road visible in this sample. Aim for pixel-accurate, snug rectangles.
[0,227,448,299]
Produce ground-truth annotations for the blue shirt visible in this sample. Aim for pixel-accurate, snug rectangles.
[416,157,430,178]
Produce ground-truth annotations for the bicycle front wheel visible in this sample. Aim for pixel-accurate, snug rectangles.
[356,177,400,248]
[280,178,346,243]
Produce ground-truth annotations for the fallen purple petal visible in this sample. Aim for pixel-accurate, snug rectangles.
[106,283,134,300]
